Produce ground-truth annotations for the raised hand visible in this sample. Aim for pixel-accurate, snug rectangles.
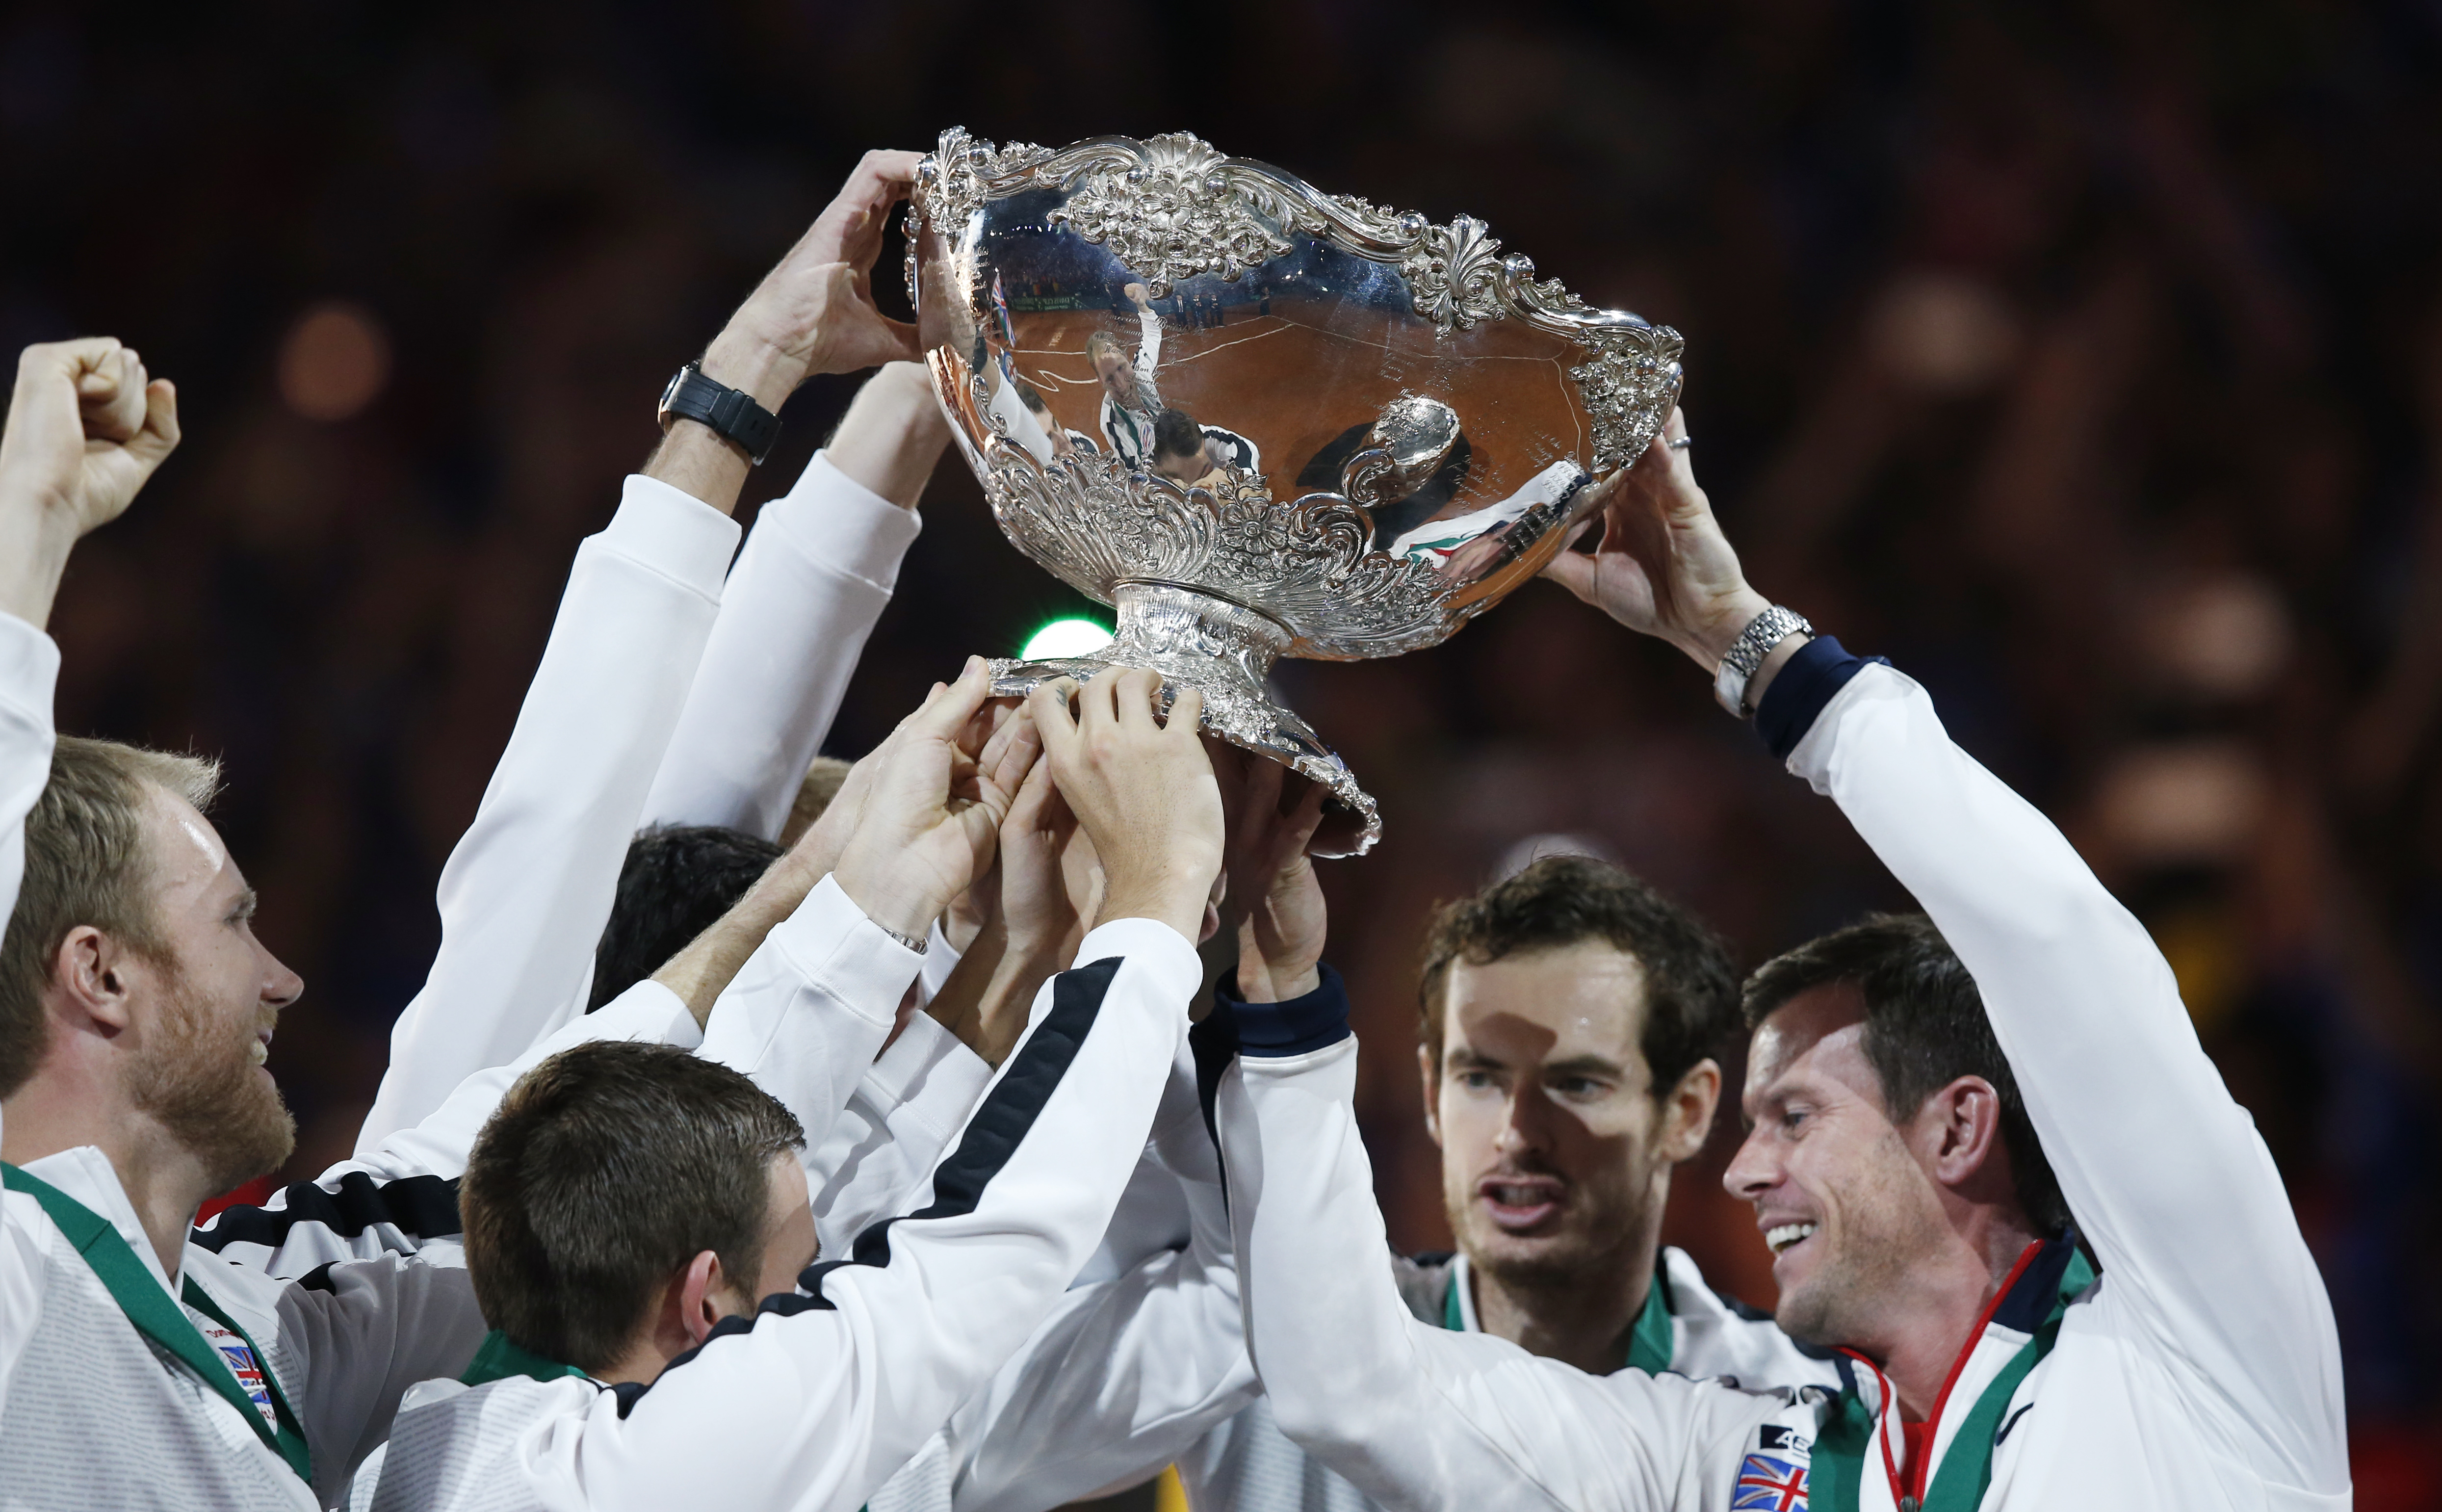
[703,149,926,411]
[1030,668,1224,943]
[1219,752,1330,1003]
[0,339,182,627]
[928,741,1092,1066]
[1539,407,1770,672]
[832,659,1030,941]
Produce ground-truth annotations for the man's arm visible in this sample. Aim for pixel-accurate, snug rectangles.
[357,151,928,1145]
[0,337,178,1424]
[1129,286,1164,403]
[1548,409,2347,1493]
[805,1009,994,1254]
[941,1040,1256,1512]
[640,362,947,840]
[353,477,740,1145]
[1777,658,2346,1486]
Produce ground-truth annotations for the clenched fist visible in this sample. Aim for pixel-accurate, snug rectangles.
[0,338,182,627]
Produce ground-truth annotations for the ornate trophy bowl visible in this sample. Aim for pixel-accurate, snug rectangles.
[909,128,1683,855]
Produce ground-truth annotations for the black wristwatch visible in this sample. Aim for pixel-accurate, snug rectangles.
[657,361,783,465]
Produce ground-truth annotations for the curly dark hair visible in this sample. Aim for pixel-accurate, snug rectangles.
[1415,855,1739,1095]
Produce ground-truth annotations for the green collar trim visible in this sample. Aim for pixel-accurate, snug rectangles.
[1811,1244,2097,1512]
[1439,1254,1676,1375]
[3,1162,313,1485]
[1626,1263,1675,1375]
[459,1329,589,1388]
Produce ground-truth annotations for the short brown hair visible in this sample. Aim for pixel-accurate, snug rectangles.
[459,1041,805,1373]
[0,736,221,1098]
[1742,913,2069,1233]
[1415,855,1738,1095]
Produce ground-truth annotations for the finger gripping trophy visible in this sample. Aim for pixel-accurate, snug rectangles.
[909,128,1683,856]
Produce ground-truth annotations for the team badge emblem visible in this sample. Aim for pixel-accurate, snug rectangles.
[1733,1452,1809,1511]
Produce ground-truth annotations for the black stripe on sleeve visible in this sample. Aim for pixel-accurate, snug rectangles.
[614,957,1125,1418]
[189,1171,462,1253]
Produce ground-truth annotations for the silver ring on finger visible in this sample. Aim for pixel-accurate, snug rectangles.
[1667,436,1694,451]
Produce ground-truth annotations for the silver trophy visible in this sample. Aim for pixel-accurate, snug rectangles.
[909,128,1683,854]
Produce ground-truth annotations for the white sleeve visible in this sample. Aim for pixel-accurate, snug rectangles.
[1133,307,1163,397]
[985,380,1061,466]
[695,873,924,1168]
[537,919,1203,1512]
[1786,663,2348,1490]
[0,613,57,938]
[944,1044,1257,1512]
[0,619,62,1426]
[1220,1036,1788,1512]
[196,984,702,1278]
[807,1011,993,1256]
[638,452,922,840]
[358,477,740,1147]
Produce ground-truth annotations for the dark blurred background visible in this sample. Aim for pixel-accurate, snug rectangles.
[6,0,2439,1495]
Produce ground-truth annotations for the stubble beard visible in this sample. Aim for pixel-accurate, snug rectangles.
[1773,1172,1924,1348]
[129,968,295,1193]
[1448,1171,1651,1302]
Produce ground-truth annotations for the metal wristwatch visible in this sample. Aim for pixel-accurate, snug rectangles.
[657,361,783,465]
[873,919,928,956]
[1714,605,1814,718]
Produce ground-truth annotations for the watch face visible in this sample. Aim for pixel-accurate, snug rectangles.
[657,365,690,417]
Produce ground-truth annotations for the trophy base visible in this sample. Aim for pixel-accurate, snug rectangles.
[987,583,1380,857]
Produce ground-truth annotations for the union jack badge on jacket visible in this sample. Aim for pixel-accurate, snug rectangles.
[1733,1451,1810,1511]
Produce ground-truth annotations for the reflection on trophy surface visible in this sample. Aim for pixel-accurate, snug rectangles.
[909,127,1685,855]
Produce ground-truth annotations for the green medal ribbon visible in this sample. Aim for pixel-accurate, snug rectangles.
[3,1162,313,1486]
[1808,1248,2096,1512]
[1440,1260,1676,1376]
[458,1329,589,1387]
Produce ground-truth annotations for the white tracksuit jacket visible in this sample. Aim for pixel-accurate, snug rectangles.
[345,915,1203,1512]
[1217,658,2350,1512]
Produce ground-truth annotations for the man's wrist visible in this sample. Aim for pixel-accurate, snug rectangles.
[1237,958,1322,1004]
[1684,587,1774,669]
[642,424,752,516]
[830,859,948,944]
[1100,861,1218,941]
[700,330,804,416]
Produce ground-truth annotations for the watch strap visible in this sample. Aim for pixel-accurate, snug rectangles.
[659,362,783,465]
[1713,605,1814,718]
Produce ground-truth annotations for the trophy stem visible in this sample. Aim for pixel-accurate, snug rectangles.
[987,582,1381,857]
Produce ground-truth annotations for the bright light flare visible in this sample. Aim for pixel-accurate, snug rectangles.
[1021,618,1116,661]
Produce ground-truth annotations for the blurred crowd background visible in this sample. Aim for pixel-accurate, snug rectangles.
[5,0,2438,1494]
